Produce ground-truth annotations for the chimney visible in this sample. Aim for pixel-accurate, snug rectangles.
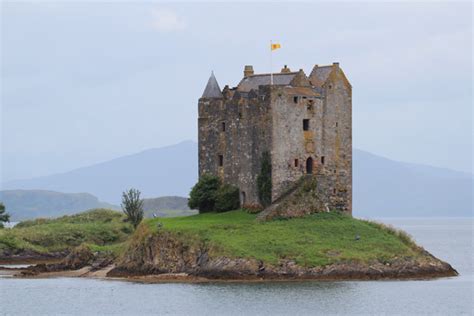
[333,62,340,69]
[281,65,291,73]
[244,65,254,77]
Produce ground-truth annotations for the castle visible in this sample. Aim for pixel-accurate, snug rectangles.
[198,63,352,214]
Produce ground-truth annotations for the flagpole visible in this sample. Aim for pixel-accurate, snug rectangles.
[270,40,273,85]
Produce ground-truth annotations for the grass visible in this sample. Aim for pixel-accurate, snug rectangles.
[0,209,132,256]
[146,210,420,267]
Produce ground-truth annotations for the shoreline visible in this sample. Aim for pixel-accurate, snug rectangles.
[0,258,458,283]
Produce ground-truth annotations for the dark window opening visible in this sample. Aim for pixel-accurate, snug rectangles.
[222,122,226,132]
[238,112,243,119]
[306,157,313,174]
[294,159,299,167]
[321,156,325,164]
[293,96,298,104]
[218,155,224,167]
[333,188,337,194]
[302,96,307,99]
[335,122,338,127]
[307,100,314,111]
[241,191,246,205]
[303,119,310,131]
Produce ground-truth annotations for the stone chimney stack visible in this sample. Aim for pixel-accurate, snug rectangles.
[333,62,340,70]
[244,65,254,77]
[281,65,291,73]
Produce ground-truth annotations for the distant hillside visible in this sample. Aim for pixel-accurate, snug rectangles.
[3,140,198,204]
[353,151,473,217]
[0,190,118,221]
[3,141,473,217]
[142,196,197,218]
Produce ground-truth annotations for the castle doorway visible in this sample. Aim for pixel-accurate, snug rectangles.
[306,157,313,174]
[241,191,246,205]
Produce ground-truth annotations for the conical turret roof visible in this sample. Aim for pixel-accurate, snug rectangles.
[201,71,223,98]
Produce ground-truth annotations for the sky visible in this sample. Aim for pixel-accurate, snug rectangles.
[1,1,472,182]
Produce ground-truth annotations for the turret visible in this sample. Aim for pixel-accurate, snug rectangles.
[201,71,223,99]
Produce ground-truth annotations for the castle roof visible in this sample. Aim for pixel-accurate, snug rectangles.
[309,65,333,87]
[237,72,298,92]
[201,72,223,98]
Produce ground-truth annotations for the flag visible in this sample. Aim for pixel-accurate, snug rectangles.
[271,43,281,51]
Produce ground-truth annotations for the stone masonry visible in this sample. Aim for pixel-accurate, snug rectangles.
[198,63,352,214]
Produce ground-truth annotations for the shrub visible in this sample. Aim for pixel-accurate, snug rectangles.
[121,188,144,229]
[188,174,221,213]
[214,184,240,212]
[0,202,10,228]
[257,151,272,207]
[242,203,264,214]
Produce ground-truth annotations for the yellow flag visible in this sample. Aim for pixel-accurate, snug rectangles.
[271,43,281,51]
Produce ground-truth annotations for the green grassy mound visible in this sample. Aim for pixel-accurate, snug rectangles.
[0,209,132,257]
[146,210,421,267]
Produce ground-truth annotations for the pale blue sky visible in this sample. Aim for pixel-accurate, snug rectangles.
[1,2,472,182]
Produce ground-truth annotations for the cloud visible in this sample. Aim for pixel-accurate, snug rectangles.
[150,8,186,32]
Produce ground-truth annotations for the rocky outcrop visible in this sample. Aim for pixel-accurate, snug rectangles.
[108,225,458,280]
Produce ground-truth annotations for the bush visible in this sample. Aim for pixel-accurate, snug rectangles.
[188,175,240,213]
[242,203,264,214]
[188,174,221,212]
[215,184,240,213]
[121,188,144,229]
[257,151,272,207]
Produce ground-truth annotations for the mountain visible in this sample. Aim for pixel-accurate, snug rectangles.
[3,140,198,205]
[0,190,118,221]
[353,150,473,217]
[2,141,472,218]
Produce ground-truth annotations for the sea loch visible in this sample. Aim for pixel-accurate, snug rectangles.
[1,218,472,315]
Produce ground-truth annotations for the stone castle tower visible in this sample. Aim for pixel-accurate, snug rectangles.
[198,63,352,214]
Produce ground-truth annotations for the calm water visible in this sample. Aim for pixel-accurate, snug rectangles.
[1,218,472,315]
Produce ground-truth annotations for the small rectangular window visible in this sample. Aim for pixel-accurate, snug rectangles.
[293,96,298,104]
[335,122,338,127]
[222,122,226,132]
[321,156,325,164]
[294,159,299,167]
[303,119,310,131]
[218,155,224,166]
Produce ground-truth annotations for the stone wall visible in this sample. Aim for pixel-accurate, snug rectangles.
[198,64,352,214]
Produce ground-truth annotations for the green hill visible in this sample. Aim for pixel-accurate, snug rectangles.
[0,209,132,258]
[142,196,197,218]
[0,190,118,221]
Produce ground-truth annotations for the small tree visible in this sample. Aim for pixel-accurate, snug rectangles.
[0,202,10,229]
[214,184,240,212]
[121,188,144,229]
[188,174,220,213]
[257,151,272,207]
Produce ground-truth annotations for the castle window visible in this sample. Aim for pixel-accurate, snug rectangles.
[307,100,314,111]
[294,159,299,167]
[333,188,337,194]
[303,119,310,131]
[222,122,226,132]
[321,156,325,164]
[238,112,243,119]
[293,96,298,104]
[335,122,338,127]
[306,157,313,174]
[218,155,224,167]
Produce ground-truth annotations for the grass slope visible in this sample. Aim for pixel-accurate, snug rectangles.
[147,210,420,267]
[0,209,132,256]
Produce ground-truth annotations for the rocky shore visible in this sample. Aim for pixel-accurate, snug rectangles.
[2,231,456,282]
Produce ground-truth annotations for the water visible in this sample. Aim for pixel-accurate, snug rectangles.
[1,218,472,315]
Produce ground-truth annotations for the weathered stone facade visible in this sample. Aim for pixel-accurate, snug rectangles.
[198,63,352,214]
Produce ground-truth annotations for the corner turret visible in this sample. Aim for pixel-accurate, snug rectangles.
[201,71,223,98]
